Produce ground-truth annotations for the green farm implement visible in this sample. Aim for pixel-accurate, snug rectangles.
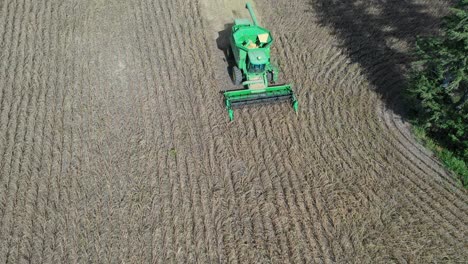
[222,3,298,121]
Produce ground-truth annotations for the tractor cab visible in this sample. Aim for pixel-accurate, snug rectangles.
[247,50,268,74]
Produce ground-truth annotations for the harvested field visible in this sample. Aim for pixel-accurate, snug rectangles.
[0,0,467,263]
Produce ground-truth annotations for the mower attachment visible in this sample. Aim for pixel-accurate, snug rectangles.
[223,84,298,121]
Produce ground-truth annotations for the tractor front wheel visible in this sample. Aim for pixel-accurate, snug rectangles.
[226,46,233,60]
[232,66,242,86]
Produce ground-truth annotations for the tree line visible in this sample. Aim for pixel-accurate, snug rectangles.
[409,0,467,165]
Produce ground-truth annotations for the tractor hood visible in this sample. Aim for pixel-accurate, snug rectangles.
[248,50,268,64]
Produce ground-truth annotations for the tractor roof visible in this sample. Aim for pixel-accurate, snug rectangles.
[248,49,268,64]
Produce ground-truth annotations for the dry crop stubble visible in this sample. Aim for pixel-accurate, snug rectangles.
[0,0,467,263]
[238,0,467,262]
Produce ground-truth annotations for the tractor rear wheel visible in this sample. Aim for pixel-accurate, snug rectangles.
[267,71,274,84]
[232,66,242,86]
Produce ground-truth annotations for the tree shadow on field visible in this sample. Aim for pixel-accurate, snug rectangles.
[216,23,236,82]
[310,0,446,117]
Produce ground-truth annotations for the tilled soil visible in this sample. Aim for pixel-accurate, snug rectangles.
[0,0,466,263]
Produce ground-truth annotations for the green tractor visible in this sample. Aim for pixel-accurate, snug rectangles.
[222,3,298,121]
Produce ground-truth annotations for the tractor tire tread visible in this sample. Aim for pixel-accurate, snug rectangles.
[233,66,243,86]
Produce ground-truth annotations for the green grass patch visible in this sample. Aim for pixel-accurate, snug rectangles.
[411,125,468,188]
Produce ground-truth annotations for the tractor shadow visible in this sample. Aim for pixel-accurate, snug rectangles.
[216,23,236,85]
[309,0,445,118]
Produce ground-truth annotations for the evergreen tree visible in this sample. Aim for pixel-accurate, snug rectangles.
[409,0,467,160]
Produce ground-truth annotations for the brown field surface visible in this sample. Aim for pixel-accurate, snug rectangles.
[0,0,467,263]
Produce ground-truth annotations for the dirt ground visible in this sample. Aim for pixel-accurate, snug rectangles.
[0,0,467,263]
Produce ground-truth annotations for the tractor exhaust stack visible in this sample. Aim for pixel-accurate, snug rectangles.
[245,3,260,26]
